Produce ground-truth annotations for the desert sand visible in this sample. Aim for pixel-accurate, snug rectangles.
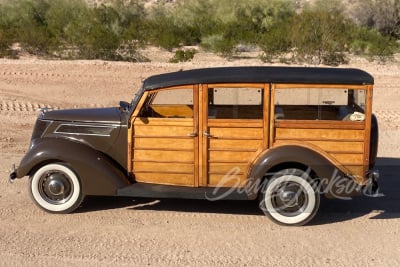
[1,50,399,266]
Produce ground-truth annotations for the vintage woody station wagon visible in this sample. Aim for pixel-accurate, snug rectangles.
[9,66,379,226]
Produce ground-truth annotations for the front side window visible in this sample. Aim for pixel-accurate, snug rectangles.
[274,88,366,121]
[139,88,194,118]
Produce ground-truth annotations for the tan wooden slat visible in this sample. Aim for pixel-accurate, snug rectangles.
[199,84,208,186]
[363,85,373,176]
[208,163,247,175]
[208,174,245,187]
[275,128,365,141]
[209,138,262,150]
[134,118,193,126]
[134,173,195,186]
[209,139,262,150]
[208,119,263,127]
[274,140,364,153]
[208,151,254,162]
[134,150,194,162]
[311,140,364,153]
[263,83,271,150]
[134,138,194,150]
[210,127,264,138]
[134,125,194,137]
[330,153,364,164]
[275,83,370,90]
[275,120,365,130]
[207,83,265,88]
[344,165,365,178]
[133,162,194,174]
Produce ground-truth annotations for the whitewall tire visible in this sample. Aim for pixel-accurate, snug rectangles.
[259,168,320,226]
[29,163,84,213]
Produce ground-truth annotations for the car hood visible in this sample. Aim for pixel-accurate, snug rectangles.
[41,107,122,124]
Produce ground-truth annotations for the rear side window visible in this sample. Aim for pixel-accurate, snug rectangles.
[208,87,263,119]
[274,88,366,121]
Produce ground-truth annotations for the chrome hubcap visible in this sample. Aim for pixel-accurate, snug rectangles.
[48,179,65,196]
[279,190,298,208]
[272,182,308,217]
[39,171,73,205]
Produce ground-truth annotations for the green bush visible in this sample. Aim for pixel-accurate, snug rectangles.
[289,1,351,65]
[169,48,197,63]
[0,0,398,63]
[350,27,398,61]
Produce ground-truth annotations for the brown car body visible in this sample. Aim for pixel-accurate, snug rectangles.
[9,66,379,225]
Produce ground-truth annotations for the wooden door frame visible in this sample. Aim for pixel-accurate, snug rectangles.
[128,86,200,187]
[199,83,268,187]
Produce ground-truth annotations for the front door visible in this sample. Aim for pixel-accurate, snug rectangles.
[199,84,268,188]
[131,86,199,186]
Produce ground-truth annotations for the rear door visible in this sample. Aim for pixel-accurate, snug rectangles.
[199,84,269,187]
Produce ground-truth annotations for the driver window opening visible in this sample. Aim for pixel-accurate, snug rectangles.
[139,88,194,118]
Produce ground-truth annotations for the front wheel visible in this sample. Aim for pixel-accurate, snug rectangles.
[29,163,84,213]
[259,168,320,226]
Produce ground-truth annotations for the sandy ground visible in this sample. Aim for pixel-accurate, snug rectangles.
[1,51,400,266]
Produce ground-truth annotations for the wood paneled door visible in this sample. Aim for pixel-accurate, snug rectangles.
[131,86,199,187]
[199,84,268,188]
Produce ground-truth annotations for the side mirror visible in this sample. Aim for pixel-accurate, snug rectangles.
[119,101,130,110]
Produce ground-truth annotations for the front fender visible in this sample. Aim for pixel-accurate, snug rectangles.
[15,138,129,196]
[246,145,361,199]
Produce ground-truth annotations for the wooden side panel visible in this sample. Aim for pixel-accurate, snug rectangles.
[273,126,366,179]
[132,117,196,186]
[206,120,264,187]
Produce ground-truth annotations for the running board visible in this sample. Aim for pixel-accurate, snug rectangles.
[117,183,249,200]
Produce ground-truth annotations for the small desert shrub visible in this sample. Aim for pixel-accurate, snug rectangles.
[350,27,398,61]
[169,48,197,63]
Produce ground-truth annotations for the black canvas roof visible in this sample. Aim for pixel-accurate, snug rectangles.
[142,66,374,90]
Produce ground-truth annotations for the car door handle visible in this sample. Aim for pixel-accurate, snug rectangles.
[203,131,215,138]
[187,132,198,137]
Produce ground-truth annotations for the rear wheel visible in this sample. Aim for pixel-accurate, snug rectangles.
[29,163,84,213]
[259,168,320,226]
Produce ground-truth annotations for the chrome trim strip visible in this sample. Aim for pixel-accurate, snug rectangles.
[54,124,118,137]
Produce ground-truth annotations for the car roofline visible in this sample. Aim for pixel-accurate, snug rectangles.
[142,66,374,90]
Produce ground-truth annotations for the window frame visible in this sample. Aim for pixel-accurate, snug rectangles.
[205,83,265,120]
[271,83,370,125]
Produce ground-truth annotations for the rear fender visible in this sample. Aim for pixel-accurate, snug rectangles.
[246,145,361,200]
[15,138,129,196]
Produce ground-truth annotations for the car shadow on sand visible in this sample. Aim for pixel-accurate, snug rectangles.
[78,157,400,225]
[312,157,400,225]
